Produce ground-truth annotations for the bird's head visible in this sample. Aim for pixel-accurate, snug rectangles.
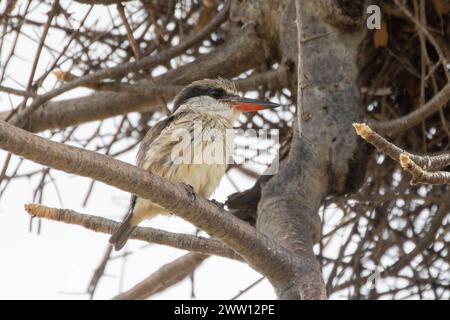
[172,78,280,121]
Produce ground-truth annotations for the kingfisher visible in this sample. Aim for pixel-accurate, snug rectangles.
[109,78,280,250]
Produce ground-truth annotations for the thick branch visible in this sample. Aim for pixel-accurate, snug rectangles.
[113,253,208,300]
[0,85,37,97]
[103,67,289,97]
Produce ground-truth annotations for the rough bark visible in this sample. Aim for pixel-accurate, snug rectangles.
[255,0,366,299]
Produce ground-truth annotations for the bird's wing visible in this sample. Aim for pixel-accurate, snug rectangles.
[110,114,181,250]
[136,111,191,169]
[136,114,179,168]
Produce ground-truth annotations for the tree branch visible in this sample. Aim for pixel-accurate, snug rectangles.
[393,0,449,81]
[99,67,289,97]
[1,27,266,132]
[74,0,134,4]
[24,204,240,260]
[296,0,305,137]
[354,123,450,185]
[253,0,366,299]
[87,245,113,299]
[353,123,450,171]
[385,203,449,274]
[400,155,450,185]
[370,83,450,135]
[113,253,208,300]
[8,1,231,128]
[0,85,37,97]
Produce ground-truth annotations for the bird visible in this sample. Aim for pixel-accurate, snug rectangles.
[109,78,280,250]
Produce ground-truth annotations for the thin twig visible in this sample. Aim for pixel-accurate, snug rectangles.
[393,0,450,81]
[295,0,304,137]
[0,85,37,97]
[230,276,265,300]
[87,245,113,299]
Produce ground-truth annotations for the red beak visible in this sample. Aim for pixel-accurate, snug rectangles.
[228,97,280,112]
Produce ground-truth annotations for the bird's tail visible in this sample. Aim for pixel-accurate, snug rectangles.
[109,215,136,251]
[109,195,137,251]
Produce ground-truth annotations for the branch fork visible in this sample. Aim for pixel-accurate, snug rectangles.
[353,123,450,185]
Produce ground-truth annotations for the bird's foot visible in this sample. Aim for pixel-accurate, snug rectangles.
[180,183,196,202]
[210,199,225,210]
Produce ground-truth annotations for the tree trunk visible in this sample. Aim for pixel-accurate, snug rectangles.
[250,0,366,299]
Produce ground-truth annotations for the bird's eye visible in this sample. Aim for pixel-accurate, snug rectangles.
[209,89,224,98]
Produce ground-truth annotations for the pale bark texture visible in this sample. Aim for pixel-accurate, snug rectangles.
[256,0,366,299]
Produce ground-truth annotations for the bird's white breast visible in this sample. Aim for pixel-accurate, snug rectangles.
[142,111,233,199]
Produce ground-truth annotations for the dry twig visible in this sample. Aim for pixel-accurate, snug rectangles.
[354,123,450,184]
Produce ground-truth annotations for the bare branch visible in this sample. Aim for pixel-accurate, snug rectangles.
[102,67,289,97]
[230,276,265,300]
[371,83,450,135]
[24,204,240,260]
[74,1,134,6]
[393,0,449,81]
[0,0,17,22]
[9,1,231,128]
[400,154,450,185]
[385,203,449,274]
[353,123,450,171]
[4,0,59,122]
[354,123,450,185]
[113,253,208,300]
[0,85,37,98]
[87,245,113,299]
[116,3,141,60]
[1,27,266,132]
